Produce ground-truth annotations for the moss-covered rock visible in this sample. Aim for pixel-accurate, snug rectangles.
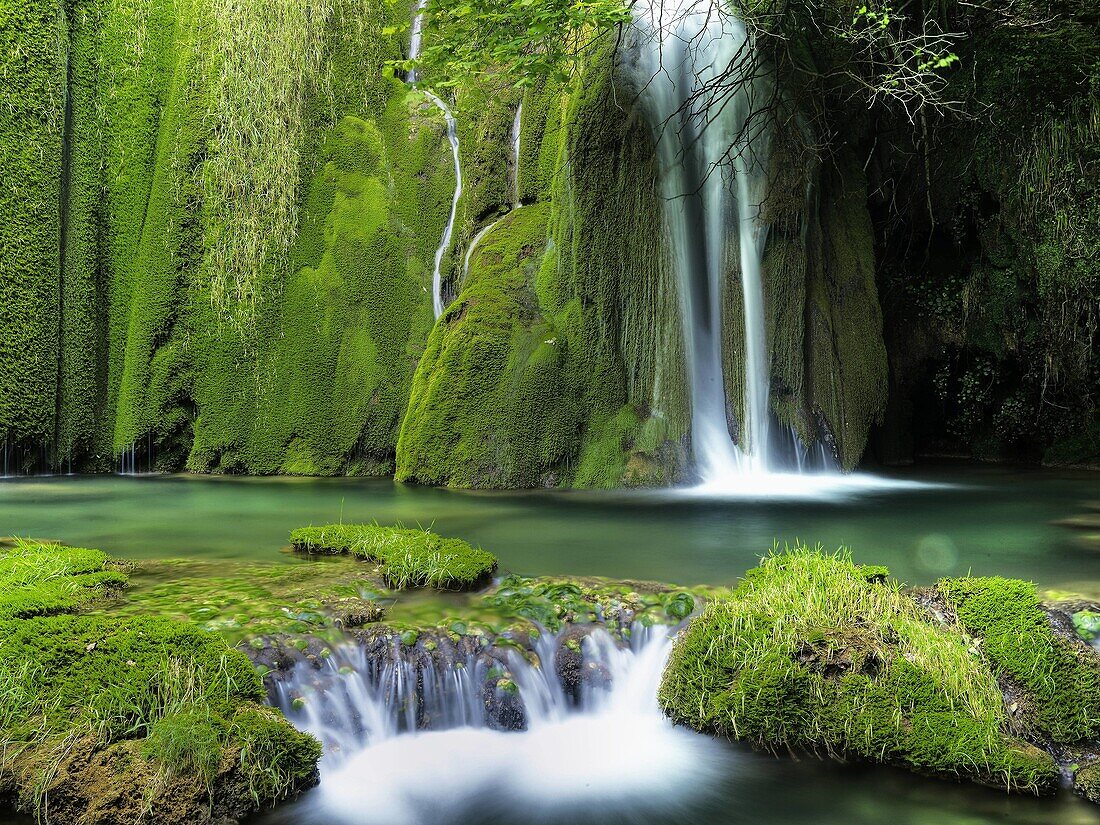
[0,539,127,620]
[291,523,497,590]
[660,548,1059,794]
[0,542,321,823]
[938,576,1100,745]
[1075,762,1100,805]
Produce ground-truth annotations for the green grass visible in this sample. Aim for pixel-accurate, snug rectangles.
[660,546,1058,793]
[290,523,497,590]
[939,576,1100,744]
[0,539,127,620]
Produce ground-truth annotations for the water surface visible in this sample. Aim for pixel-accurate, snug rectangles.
[1,464,1097,589]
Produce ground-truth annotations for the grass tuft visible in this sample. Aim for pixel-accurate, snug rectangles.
[290,523,497,590]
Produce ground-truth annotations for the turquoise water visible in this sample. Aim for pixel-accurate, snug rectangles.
[1,464,1098,589]
[1,464,1099,824]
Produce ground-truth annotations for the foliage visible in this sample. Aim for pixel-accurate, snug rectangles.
[401,0,630,87]
[660,546,1058,792]
[290,523,498,590]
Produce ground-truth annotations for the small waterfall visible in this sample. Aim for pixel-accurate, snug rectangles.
[408,2,462,319]
[425,93,462,318]
[272,624,673,760]
[511,103,523,207]
[267,624,728,823]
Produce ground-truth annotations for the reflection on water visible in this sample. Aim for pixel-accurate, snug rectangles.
[0,464,1097,589]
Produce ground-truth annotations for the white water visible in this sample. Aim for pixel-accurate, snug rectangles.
[409,3,463,318]
[630,2,919,498]
[426,92,462,318]
[511,103,523,207]
[272,624,730,824]
[632,1,774,484]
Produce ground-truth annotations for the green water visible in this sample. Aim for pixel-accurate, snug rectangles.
[1,465,1099,825]
[1,464,1098,590]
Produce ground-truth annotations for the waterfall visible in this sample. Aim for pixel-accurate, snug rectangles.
[631,1,788,485]
[408,2,462,319]
[267,624,729,823]
[425,93,462,318]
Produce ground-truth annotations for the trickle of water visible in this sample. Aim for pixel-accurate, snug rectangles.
[511,103,523,207]
[408,3,462,319]
[424,91,462,318]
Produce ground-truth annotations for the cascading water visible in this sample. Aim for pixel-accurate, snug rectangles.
[629,4,932,499]
[408,2,462,318]
[631,1,778,485]
[267,623,729,824]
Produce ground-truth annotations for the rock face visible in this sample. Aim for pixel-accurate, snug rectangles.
[0,1,888,485]
[660,548,1100,798]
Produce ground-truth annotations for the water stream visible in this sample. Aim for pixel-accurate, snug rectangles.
[408,2,462,318]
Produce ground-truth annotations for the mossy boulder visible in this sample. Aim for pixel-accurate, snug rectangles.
[1075,762,1100,805]
[0,543,321,823]
[660,548,1059,794]
[290,523,497,590]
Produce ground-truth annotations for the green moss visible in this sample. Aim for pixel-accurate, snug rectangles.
[0,0,64,462]
[230,705,322,806]
[290,523,497,590]
[939,576,1100,744]
[660,548,1058,793]
[143,710,224,784]
[0,539,126,620]
[1075,762,1100,805]
[397,204,586,487]
[0,539,321,819]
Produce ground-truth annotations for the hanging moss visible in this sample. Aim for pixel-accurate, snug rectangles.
[0,0,65,463]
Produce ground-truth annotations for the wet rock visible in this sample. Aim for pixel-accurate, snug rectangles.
[326,597,385,628]
[554,625,613,701]
[1074,761,1100,805]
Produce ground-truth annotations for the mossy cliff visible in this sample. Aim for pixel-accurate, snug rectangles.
[660,548,1100,796]
[397,46,690,487]
[0,541,320,823]
[2,1,1096,481]
[0,0,449,476]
